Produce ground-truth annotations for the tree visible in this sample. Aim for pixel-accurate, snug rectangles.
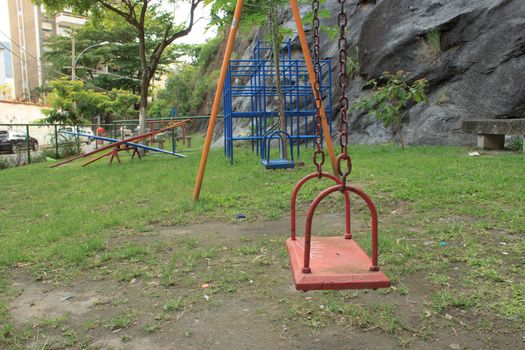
[41,78,138,125]
[0,84,11,100]
[38,0,203,135]
[352,71,428,149]
[44,13,193,95]
[44,13,143,93]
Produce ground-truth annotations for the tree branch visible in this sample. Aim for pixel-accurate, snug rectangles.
[143,0,202,82]
[165,0,203,46]
[139,0,149,28]
[96,0,135,25]
[148,0,203,71]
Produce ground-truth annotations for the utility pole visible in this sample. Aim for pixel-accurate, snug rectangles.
[71,37,76,80]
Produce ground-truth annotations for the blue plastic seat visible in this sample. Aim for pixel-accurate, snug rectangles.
[261,130,295,170]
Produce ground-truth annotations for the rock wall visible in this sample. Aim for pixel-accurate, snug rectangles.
[225,0,525,146]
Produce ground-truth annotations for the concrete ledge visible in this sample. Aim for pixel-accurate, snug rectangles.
[462,119,525,135]
[463,119,525,153]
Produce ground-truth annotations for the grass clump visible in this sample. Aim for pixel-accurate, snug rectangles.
[425,30,441,52]
[163,298,184,312]
[105,312,135,330]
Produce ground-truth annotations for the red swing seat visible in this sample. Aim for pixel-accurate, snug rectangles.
[287,178,391,291]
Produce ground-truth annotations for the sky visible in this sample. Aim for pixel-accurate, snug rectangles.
[0,0,9,41]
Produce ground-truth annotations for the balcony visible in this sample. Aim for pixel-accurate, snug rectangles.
[55,12,86,28]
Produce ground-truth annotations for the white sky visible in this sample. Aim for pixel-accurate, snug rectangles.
[0,0,9,40]
[0,0,215,45]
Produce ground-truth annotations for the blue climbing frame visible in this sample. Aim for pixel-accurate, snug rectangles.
[223,40,332,163]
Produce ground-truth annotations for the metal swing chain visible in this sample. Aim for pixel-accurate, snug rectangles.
[312,0,325,177]
[336,0,352,186]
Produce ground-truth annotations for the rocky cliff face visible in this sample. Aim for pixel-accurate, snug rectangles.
[225,0,525,146]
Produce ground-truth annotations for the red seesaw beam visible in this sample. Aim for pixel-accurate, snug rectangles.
[50,120,189,168]
[81,149,114,167]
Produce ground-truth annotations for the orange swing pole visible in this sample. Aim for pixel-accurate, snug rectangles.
[193,0,244,201]
[289,0,338,176]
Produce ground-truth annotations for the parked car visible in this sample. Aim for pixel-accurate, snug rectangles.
[57,126,93,144]
[0,130,39,154]
[79,127,94,143]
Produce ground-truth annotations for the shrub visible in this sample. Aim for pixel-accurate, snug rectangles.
[352,71,428,148]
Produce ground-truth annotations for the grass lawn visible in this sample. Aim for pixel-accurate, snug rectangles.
[0,137,523,349]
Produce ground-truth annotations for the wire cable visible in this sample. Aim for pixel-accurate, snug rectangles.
[0,29,111,92]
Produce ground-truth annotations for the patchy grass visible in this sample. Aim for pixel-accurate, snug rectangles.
[0,138,523,348]
[105,311,136,330]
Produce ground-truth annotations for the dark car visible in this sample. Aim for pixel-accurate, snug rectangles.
[0,130,38,154]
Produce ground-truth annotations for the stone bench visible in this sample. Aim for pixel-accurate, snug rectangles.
[462,119,525,153]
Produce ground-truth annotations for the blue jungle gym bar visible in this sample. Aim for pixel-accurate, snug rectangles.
[223,40,333,163]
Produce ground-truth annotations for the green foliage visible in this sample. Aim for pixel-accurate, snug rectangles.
[103,90,140,119]
[196,34,224,68]
[206,0,327,29]
[43,10,191,94]
[44,15,141,92]
[37,0,205,129]
[150,32,225,118]
[352,71,428,148]
[163,298,184,312]
[425,30,441,52]
[346,47,360,78]
[150,65,217,118]
[41,78,138,125]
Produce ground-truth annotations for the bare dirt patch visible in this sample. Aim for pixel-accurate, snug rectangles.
[4,214,523,349]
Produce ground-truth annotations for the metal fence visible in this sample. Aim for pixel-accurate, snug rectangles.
[0,123,117,165]
[0,118,202,167]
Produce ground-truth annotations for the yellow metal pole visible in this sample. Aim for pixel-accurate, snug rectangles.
[289,0,338,175]
[193,0,244,201]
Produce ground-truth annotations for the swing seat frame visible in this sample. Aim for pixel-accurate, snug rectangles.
[261,158,295,169]
[287,178,390,291]
[260,130,295,170]
[286,237,390,291]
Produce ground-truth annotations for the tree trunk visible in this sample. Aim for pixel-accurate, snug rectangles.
[396,123,406,149]
[139,71,150,136]
[269,8,288,159]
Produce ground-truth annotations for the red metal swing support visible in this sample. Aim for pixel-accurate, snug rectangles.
[285,0,390,291]
[286,181,389,290]
[290,172,351,240]
[302,185,379,272]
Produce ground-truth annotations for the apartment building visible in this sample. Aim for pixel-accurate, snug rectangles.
[7,0,85,100]
[0,47,5,84]
[0,42,14,100]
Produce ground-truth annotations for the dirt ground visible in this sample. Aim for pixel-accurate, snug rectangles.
[4,215,523,349]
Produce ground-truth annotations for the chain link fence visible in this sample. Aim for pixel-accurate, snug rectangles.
[0,119,192,169]
[0,123,116,169]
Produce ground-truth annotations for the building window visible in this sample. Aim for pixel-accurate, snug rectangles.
[41,22,53,32]
[57,25,72,35]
